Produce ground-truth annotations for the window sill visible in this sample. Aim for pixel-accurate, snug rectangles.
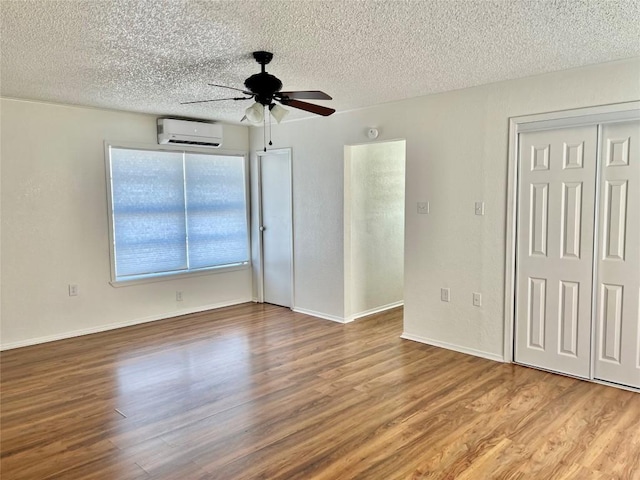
[109,263,250,287]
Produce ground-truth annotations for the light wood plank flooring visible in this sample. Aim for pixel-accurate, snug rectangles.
[1,303,639,479]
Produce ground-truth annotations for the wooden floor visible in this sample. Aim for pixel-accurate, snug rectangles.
[1,303,639,479]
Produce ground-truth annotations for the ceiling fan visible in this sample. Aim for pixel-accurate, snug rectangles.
[182,51,335,123]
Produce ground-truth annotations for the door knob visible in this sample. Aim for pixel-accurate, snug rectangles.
[259,226,266,231]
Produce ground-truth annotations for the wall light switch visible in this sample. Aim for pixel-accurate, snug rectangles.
[475,201,485,216]
[417,202,430,214]
[441,288,450,302]
[473,292,482,307]
[176,291,183,302]
[68,284,78,296]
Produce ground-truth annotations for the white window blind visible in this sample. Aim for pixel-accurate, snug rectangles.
[108,147,249,282]
[185,153,248,269]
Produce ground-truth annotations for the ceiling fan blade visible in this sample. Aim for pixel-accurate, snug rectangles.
[180,96,253,105]
[280,98,335,116]
[277,90,332,100]
[208,83,253,95]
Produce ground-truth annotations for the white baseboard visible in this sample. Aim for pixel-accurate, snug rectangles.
[0,297,250,351]
[292,307,347,324]
[400,332,504,363]
[346,301,403,322]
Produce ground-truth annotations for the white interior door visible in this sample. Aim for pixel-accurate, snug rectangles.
[259,150,293,308]
[515,125,597,378]
[594,120,640,389]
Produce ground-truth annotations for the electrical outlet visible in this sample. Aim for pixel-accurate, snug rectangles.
[176,291,183,302]
[473,292,482,307]
[417,202,430,214]
[475,201,485,216]
[68,284,78,296]
[440,288,450,302]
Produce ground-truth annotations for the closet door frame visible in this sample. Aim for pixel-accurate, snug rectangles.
[504,101,640,388]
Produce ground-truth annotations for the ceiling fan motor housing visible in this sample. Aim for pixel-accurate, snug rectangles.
[244,73,282,106]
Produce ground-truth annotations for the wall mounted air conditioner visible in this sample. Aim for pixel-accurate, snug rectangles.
[157,118,223,148]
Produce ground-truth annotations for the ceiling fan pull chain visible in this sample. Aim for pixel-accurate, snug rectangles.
[269,111,273,147]
[263,107,267,152]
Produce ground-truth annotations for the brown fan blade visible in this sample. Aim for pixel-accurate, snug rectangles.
[208,83,253,95]
[280,98,335,116]
[181,96,253,105]
[277,90,332,100]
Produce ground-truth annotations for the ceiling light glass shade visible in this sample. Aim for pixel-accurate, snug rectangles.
[269,104,289,123]
[244,102,264,124]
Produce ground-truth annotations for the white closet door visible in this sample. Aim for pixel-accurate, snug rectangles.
[259,151,294,308]
[594,120,640,389]
[515,125,597,378]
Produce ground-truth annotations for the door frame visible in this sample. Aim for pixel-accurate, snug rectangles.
[343,139,407,322]
[503,101,640,366]
[256,148,295,307]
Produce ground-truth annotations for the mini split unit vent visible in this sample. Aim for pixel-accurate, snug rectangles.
[157,118,223,148]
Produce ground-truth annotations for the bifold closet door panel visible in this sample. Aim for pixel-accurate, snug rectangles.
[594,120,640,389]
[515,125,597,378]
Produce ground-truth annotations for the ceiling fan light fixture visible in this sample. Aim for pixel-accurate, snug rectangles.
[244,102,264,124]
[269,103,289,123]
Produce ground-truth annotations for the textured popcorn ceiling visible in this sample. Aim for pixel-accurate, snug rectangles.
[1,0,639,124]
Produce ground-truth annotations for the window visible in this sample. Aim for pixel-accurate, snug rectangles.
[107,146,249,283]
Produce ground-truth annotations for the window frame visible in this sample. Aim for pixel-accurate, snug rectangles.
[104,141,251,287]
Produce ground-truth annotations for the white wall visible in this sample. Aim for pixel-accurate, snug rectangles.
[0,99,252,349]
[249,58,640,359]
[345,141,405,320]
